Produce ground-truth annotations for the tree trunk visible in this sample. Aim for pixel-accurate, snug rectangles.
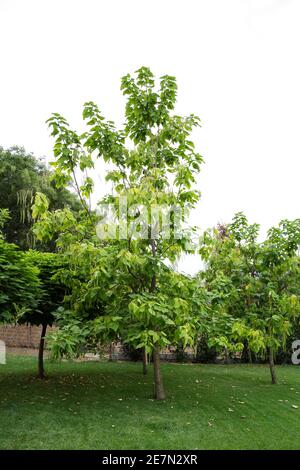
[153,347,165,400]
[269,348,277,384]
[149,238,165,399]
[248,344,252,364]
[142,347,148,375]
[38,323,47,379]
[109,342,113,361]
[224,347,229,364]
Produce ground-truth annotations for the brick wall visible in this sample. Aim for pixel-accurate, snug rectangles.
[0,324,57,348]
[0,324,196,361]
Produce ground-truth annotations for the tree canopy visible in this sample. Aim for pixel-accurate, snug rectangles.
[32,66,205,399]
[0,209,40,323]
[0,146,81,250]
[200,212,300,383]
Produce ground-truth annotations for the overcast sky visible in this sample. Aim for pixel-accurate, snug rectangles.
[1,0,299,274]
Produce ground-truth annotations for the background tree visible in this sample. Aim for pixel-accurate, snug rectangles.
[0,210,40,323]
[0,212,66,376]
[0,146,80,250]
[200,212,300,383]
[23,251,67,378]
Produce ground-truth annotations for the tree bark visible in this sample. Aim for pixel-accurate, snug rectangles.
[269,348,277,384]
[108,342,113,361]
[153,347,165,400]
[149,237,165,399]
[224,347,229,364]
[142,347,148,375]
[38,323,47,379]
[248,344,252,364]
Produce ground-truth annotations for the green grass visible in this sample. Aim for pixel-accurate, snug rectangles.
[0,355,300,449]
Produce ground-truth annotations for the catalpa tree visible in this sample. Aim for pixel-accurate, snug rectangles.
[200,213,300,384]
[33,67,205,399]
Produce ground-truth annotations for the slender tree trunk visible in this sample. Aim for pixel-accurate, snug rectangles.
[109,342,113,361]
[269,348,277,384]
[248,345,252,364]
[153,347,165,400]
[149,237,165,399]
[224,347,229,364]
[142,347,148,375]
[38,323,47,379]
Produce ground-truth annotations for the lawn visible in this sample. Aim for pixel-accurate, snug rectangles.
[0,355,299,450]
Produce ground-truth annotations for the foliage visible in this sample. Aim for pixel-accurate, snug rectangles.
[0,238,40,323]
[121,343,143,361]
[32,67,205,398]
[195,335,218,363]
[23,250,67,326]
[200,212,300,379]
[0,210,66,334]
[0,146,80,250]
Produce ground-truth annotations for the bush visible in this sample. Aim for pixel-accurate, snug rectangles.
[195,335,218,363]
[175,345,191,363]
[0,237,40,322]
[122,343,143,361]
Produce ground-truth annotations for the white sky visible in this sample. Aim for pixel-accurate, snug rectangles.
[1,0,300,274]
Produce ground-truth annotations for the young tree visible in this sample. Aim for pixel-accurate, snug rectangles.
[24,251,66,378]
[200,213,300,383]
[0,209,67,375]
[0,210,40,323]
[33,67,204,399]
